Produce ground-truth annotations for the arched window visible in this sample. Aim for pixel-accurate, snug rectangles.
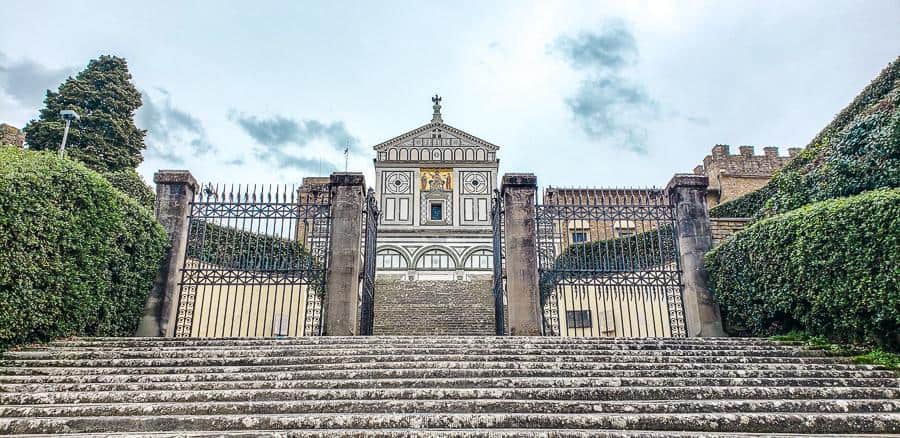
[464,249,493,270]
[376,249,408,270]
[415,248,456,270]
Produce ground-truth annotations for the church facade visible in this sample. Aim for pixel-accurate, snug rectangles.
[372,96,498,281]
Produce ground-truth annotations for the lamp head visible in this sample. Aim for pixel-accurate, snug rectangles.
[59,110,80,121]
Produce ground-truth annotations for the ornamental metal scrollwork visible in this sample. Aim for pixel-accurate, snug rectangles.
[534,187,687,338]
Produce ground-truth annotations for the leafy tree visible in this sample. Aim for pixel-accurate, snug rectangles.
[24,55,146,172]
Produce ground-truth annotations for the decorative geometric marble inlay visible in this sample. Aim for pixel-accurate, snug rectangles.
[462,172,489,194]
[385,171,411,194]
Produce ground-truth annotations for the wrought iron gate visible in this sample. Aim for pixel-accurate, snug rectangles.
[174,183,332,337]
[491,190,507,335]
[536,187,686,337]
[358,188,379,335]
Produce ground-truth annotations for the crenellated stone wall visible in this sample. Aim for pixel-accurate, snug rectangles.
[0,124,25,148]
[693,144,800,207]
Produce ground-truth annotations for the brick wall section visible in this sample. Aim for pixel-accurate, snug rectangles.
[374,279,495,335]
[710,217,752,247]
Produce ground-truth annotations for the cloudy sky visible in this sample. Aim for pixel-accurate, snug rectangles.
[1,1,898,189]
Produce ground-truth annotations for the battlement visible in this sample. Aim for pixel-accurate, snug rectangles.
[694,144,800,177]
[0,123,25,148]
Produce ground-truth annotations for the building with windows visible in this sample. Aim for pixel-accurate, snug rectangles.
[372,96,499,282]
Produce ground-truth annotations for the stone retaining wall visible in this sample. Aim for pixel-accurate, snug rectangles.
[710,217,752,247]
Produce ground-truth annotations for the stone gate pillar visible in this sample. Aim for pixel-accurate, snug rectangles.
[137,170,198,337]
[666,174,726,337]
[324,172,366,336]
[501,173,543,335]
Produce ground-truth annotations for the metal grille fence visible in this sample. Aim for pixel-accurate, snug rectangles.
[358,188,379,335]
[535,187,686,337]
[174,183,331,337]
[491,190,507,336]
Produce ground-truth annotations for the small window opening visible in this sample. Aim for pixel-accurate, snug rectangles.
[566,310,592,329]
[430,203,443,221]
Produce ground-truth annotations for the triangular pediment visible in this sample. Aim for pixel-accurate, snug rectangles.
[372,122,500,153]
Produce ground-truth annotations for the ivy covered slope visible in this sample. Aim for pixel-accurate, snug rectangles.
[706,188,900,350]
[709,57,900,218]
[0,147,167,350]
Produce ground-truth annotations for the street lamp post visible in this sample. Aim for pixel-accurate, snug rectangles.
[58,110,79,158]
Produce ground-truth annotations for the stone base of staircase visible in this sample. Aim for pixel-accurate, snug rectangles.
[373,280,495,335]
[1,337,898,436]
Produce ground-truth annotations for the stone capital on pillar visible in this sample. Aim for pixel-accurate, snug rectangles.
[501,173,538,191]
[330,172,366,187]
[324,172,366,336]
[153,170,199,189]
[666,173,726,337]
[137,170,199,337]
[500,172,542,336]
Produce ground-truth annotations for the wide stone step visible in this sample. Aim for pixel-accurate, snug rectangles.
[4,386,896,405]
[8,430,896,438]
[3,399,899,418]
[1,360,881,376]
[5,376,897,394]
[0,354,853,369]
[2,412,899,435]
[3,336,896,435]
[28,342,814,353]
[43,336,805,347]
[3,367,893,384]
[3,346,831,360]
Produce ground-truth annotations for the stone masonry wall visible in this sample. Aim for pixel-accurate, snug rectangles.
[694,145,800,207]
[374,279,495,335]
[710,217,752,247]
[0,124,25,148]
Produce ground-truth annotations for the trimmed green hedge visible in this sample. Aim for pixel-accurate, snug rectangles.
[188,221,324,296]
[551,225,677,273]
[189,221,318,270]
[541,226,678,300]
[706,188,900,350]
[0,147,167,349]
[101,168,155,211]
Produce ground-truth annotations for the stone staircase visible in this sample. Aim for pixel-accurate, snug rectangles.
[1,337,898,436]
[374,280,495,335]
